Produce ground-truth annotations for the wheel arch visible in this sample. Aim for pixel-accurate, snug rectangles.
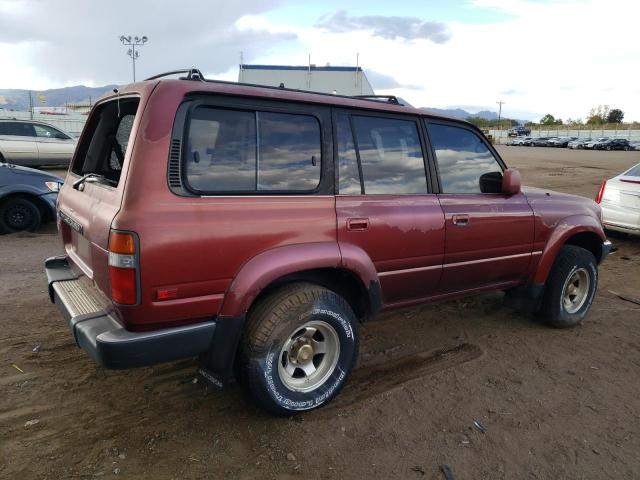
[533,216,606,285]
[201,243,381,384]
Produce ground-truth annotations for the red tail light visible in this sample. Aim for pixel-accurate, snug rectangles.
[595,179,607,204]
[108,230,138,305]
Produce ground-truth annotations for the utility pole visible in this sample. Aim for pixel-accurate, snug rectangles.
[119,35,148,82]
[29,91,33,120]
[496,100,505,124]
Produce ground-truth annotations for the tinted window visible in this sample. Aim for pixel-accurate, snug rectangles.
[352,116,427,194]
[257,112,321,191]
[0,122,36,137]
[185,107,321,193]
[336,113,361,194]
[428,124,503,194]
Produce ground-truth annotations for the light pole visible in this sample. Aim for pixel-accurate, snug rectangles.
[119,35,148,82]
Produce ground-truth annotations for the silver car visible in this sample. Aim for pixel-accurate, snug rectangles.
[0,119,77,166]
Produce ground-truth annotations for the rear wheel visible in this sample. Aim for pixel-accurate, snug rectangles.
[0,197,42,233]
[239,283,359,415]
[539,245,598,328]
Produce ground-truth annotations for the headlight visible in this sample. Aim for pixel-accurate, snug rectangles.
[45,181,62,192]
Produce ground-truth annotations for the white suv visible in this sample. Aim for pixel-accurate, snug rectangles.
[0,120,77,166]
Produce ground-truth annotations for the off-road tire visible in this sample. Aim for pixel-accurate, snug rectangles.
[239,282,359,415]
[0,197,42,233]
[539,245,598,328]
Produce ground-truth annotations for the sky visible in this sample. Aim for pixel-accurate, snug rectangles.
[0,0,639,121]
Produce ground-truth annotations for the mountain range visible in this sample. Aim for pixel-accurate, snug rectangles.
[0,85,118,111]
[0,85,504,122]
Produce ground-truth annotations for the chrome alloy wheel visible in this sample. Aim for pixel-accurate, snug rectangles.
[278,320,340,393]
[562,268,590,314]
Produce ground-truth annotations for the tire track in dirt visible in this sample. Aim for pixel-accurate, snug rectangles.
[326,342,483,410]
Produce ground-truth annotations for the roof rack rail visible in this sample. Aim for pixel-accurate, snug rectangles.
[142,68,415,108]
[145,68,205,81]
[352,95,402,105]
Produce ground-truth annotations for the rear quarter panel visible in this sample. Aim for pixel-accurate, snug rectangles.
[113,82,338,330]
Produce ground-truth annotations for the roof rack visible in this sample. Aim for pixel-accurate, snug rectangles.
[352,95,402,105]
[145,68,205,81]
[143,68,412,108]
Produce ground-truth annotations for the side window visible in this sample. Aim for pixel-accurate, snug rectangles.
[336,113,361,194]
[4,122,36,137]
[428,123,503,194]
[351,115,427,195]
[256,112,321,191]
[34,124,70,139]
[185,107,321,193]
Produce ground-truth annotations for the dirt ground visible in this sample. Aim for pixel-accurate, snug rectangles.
[1,147,639,479]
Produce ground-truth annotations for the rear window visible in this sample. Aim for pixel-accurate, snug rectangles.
[625,164,640,177]
[71,97,139,187]
[184,107,321,193]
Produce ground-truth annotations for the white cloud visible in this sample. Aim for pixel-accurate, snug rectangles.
[1,0,638,120]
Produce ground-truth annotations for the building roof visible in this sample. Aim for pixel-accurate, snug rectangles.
[240,64,364,72]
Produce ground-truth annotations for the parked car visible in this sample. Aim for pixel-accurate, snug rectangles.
[531,137,558,147]
[511,136,533,146]
[630,141,640,151]
[568,138,592,149]
[45,69,612,415]
[548,137,578,148]
[594,139,632,151]
[0,119,77,166]
[0,161,62,232]
[596,162,640,235]
[583,137,609,150]
[507,126,532,137]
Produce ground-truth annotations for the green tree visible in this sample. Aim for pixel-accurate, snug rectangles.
[606,108,624,123]
[587,105,610,124]
[540,114,557,125]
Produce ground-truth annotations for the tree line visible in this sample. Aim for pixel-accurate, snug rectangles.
[466,105,632,128]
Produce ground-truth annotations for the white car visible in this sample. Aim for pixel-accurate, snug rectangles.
[597,162,640,235]
[0,119,77,166]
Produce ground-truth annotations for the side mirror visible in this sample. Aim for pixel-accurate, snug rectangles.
[502,168,521,195]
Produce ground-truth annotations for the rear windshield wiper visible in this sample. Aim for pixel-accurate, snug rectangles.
[72,173,117,190]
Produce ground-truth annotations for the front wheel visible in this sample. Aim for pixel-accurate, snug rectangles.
[239,283,359,415]
[539,245,598,328]
[0,197,42,233]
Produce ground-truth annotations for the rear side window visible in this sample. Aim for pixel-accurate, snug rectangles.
[0,122,36,137]
[336,113,362,195]
[184,107,321,193]
[347,115,427,195]
[428,123,503,194]
[71,97,140,187]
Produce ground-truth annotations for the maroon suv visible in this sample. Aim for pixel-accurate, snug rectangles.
[45,69,611,414]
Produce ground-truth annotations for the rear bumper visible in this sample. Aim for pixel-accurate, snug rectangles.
[45,256,216,369]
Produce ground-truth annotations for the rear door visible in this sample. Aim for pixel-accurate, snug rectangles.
[57,97,140,293]
[33,124,76,164]
[334,110,445,307]
[0,122,39,165]
[425,121,534,293]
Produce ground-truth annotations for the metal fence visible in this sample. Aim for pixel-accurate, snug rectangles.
[0,110,87,136]
[491,127,640,144]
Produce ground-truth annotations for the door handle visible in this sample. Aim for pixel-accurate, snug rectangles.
[452,214,470,226]
[347,218,369,231]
